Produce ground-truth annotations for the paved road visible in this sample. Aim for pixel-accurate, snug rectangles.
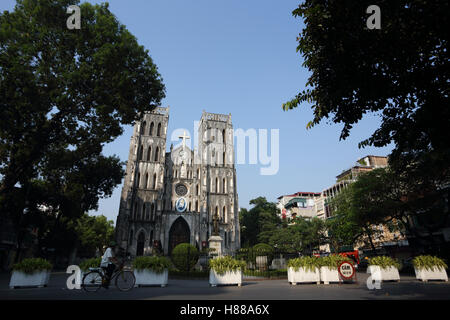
[1,272,449,300]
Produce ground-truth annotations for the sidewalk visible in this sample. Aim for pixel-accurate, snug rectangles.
[1,271,450,300]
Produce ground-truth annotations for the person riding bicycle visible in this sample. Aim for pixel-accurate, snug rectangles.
[100,241,119,288]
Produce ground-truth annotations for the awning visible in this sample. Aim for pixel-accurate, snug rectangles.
[284,197,306,209]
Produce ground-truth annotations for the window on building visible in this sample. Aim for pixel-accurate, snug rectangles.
[149,122,154,136]
[138,145,143,161]
[129,229,134,244]
[141,121,146,135]
[146,147,151,161]
[142,203,146,220]
[153,173,157,189]
[154,147,159,161]
[157,123,161,136]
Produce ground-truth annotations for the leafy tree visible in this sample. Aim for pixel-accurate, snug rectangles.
[239,197,281,247]
[36,212,115,264]
[72,214,115,258]
[327,169,397,252]
[0,0,165,251]
[269,217,326,254]
[284,1,450,214]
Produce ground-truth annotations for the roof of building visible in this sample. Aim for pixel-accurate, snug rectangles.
[277,192,321,200]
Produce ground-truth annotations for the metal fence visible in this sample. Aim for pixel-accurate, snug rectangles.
[168,248,301,279]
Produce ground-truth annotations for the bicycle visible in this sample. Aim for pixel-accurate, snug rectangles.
[82,259,135,292]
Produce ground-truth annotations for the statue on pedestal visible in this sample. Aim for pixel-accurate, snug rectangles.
[212,212,219,236]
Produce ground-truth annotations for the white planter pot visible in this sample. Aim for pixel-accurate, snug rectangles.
[9,270,51,289]
[320,266,342,284]
[209,270,242,287]
[288,267,320,285]
[367,265,400,282]
[414,267,448,282]
[134,269,168,287]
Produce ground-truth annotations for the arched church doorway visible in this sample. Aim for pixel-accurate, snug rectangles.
[169,217,190,254]
[136,232,145,256]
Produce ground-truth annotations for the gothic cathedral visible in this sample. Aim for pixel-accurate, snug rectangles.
[115,107,240,256]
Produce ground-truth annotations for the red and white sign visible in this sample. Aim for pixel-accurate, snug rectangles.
[338,261,355,280]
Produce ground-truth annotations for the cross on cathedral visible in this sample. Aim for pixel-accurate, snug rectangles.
[179,130,190,149]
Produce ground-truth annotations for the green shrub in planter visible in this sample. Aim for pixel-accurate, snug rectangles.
[79,257,101,272]
[209,256,246,275]
[133,256,171,273]
[12,258,52,274]
[318,255,352,270]
[412,255,448,271]
[287,256,320,272]
[171,243,199,272]
[368,256,401,269]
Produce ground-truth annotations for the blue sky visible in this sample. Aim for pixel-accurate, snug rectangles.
[1,0,393,224]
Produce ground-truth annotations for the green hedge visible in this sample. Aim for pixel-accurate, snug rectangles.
[171,243,199,272]
[12,258,52,274]
[243,269,287,278]
[133,256,171,273]
[412,255,448,271]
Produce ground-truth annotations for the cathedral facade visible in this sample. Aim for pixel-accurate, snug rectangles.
[115,107,240,256]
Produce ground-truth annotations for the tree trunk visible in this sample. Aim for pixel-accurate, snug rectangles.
[365,226,377,253]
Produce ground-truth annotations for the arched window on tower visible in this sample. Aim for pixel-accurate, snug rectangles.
[223,178,226,193]
[129,229,134,245]
[215,177,219,193]
[141,121,146,135]
[152,202,156,221]
[196,200,199,212]
[144,173,148,189]
[137,173,141,188]
[196,184,199,196]
[154,147,159,162]
[149,122,154,136]
[223,152,226,165]
[146,147,152,161]
[138,145,143,161]
[133,202,138,220]
[222,129,226,143]
[142,203,146,220]
[152,173,157,189]
[223,206,227,223]
[157,123,161,136]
